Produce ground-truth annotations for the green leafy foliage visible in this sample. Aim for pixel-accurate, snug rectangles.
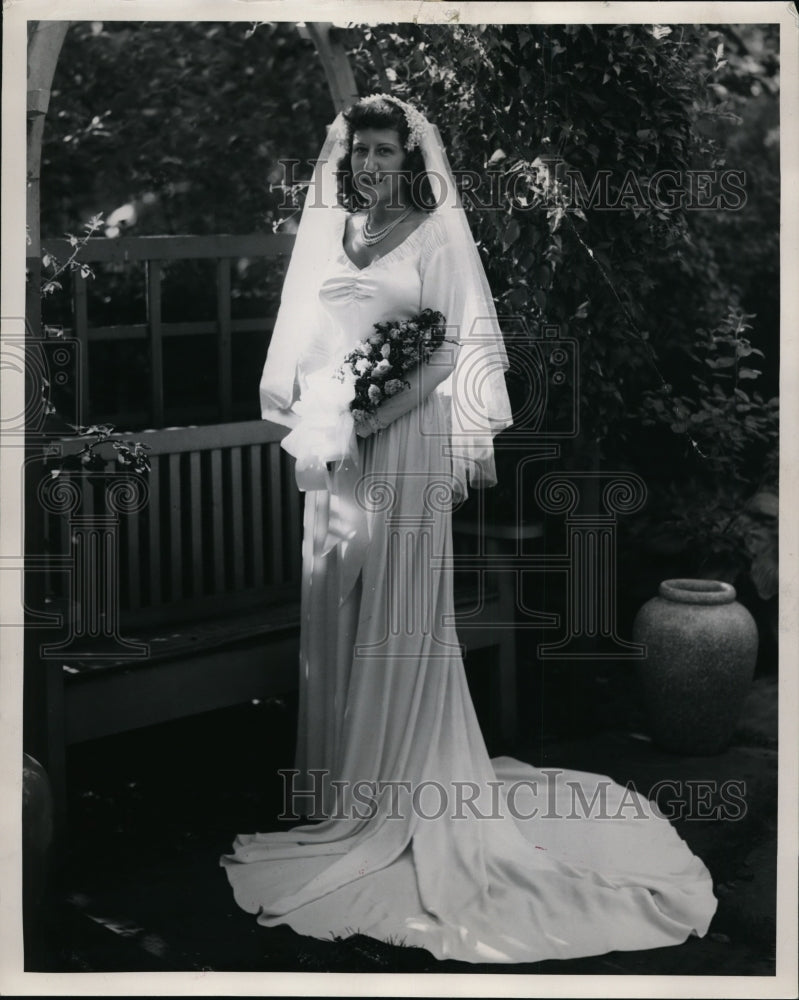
[42,21,332,237]
[346,22,778,596]
[37,213,104,295]
[45,423,152,477]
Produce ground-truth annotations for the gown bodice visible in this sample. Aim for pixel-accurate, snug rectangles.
[297,212,441,384]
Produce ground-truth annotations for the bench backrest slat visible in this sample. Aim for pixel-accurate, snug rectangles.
[230,445,245,592]
[248,443,265,587]
[268,443,284,585]
[168,453,184,602]
[148,460,162,606]
[189,450,204,595]
[209,448,225,594]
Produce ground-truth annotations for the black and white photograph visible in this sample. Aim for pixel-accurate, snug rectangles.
[1,1,797,995]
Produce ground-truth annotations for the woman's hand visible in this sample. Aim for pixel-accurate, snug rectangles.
[353,410,386,438]
[355,422,373,439]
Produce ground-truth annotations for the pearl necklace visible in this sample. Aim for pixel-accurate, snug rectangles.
[362,206,414,247]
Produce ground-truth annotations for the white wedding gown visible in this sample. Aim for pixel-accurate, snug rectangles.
[221,212,717,964]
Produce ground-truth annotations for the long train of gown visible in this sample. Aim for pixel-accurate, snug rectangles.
[221,213,717,963]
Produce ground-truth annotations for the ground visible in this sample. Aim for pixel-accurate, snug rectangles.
[26,660,778,977]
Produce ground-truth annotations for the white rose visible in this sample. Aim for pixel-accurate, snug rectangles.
[374,359,392,376]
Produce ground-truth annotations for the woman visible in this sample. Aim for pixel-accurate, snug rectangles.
[221,94,717,964]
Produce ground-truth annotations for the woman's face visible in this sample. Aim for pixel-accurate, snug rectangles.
[350,127,408,206]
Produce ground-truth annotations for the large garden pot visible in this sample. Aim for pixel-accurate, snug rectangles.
[632,579,758,755]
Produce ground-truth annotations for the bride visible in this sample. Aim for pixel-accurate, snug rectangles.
[220,94,717,964]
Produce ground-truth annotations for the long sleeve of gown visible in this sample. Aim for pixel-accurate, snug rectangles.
[261,294,339,429]
[370,224,463,429]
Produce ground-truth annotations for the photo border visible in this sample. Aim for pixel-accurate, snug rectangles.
[2,2,797,996]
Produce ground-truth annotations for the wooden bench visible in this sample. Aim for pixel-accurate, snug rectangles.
[31,233,525,816]
[40,419,521,815]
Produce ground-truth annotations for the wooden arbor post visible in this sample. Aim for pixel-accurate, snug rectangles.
[300,22,360,113]
[24,21,71,809]
[27,21,71,330]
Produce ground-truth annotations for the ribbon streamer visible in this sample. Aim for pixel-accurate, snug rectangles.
[280,368,370,603]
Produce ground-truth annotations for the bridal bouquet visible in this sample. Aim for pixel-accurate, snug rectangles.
[335,308,449,421]
[281,309,449,491]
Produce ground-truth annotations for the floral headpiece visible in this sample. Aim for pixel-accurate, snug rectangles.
[357,93,429,151]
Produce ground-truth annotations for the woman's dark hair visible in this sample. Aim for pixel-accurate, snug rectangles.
[335,98,436,212]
